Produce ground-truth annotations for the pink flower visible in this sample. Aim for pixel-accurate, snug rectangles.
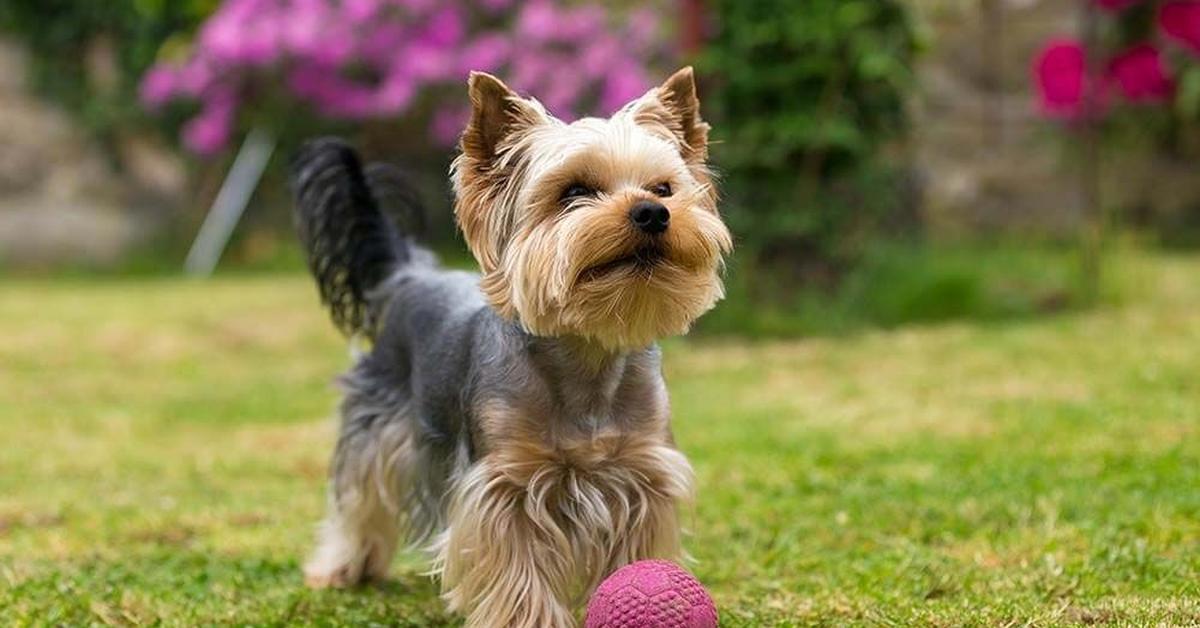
[141,0,668,148]
[343,0,381,23]
[183,91,237,155]
[557,5,604,41]
[581,35,621,78]
[1033,39,1090,119]
[1106,43,1175,103]
[431,106,469,146]
[139,66,177,109]
[374,69,416,112]
[197,0,282,67]
[320,87,377,118]
[283,0,351,65]
[360,24,406,65]
[176,60,216,97]
[458,34,511,73]
[509,49,554,93]
[405,40,454,80]
[197,12,245,61]
[1161,1,1200,56]
[601,61,651,114]
[517,1,559,42]
[310,31,355,67]
[539,64,585,118]
[421,5,464,47]
[1094,0,1142,11]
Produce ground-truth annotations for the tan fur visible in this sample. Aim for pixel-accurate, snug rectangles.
[433,402,693,628]
[305,414,421,587]
[452,67,732,350]
[304,68,729,627]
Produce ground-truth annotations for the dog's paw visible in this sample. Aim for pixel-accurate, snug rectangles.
[304,562,361,589]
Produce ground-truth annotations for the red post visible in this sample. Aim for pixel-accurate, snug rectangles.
[680,0,705,57]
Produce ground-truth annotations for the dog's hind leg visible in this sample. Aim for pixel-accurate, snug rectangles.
[304,387,417,588]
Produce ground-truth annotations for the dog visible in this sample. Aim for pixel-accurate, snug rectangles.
[291,67,731,627]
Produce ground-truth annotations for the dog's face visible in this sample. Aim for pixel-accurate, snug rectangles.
[451,67,732,350]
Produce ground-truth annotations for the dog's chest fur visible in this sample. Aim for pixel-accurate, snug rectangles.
[471,335,684,484]
[449,337,693,593]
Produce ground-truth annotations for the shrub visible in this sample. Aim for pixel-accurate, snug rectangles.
[701,0,920,278]
[0,0,216,143]
[697,241,1100,338]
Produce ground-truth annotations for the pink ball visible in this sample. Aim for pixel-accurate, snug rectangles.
[585,560,718,628]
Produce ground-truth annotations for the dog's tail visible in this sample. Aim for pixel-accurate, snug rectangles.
[290,137,425,338]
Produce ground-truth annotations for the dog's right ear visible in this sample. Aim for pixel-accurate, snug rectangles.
[461,72,548,163]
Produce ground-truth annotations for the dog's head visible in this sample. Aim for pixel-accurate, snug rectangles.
[451,67,732,350]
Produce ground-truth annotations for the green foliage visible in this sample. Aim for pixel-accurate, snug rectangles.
[700,241,1114,338]
[0,0,215,142]
[701,0,920,269]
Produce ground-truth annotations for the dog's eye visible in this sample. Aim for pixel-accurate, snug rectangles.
[560,184,596,203]
[649,182,673,197]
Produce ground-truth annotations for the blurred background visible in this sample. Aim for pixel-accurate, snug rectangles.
[1,0,1198,335]
[4,3,1200,622]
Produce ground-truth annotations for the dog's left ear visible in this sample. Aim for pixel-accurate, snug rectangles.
[461,72,548,164]
[629,67,710,164]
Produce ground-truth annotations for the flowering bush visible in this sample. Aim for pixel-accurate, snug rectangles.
[1108,43,1176,102]
[1162,0,1200,53]
[1032,1,1200,248]
[140,0,666,155]
[1035,40,1091,119]
[1032,0,1200,121]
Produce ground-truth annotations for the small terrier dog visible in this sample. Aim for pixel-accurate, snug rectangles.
[291,67,731,627]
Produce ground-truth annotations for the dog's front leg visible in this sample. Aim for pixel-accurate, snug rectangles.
[436,458,576,628]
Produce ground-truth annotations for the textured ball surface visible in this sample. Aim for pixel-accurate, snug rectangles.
[585,560,718,628]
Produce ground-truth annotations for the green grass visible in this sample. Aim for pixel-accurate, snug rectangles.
[2,250,1198,626]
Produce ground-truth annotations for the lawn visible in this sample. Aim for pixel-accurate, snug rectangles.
[1,251,1198,626]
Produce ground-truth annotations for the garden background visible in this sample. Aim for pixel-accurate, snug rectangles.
[1,0,1198,625]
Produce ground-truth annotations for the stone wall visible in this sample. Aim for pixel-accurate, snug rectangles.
[0,37,183,269]
[909,0,1082,237]
[910,0,1200,239]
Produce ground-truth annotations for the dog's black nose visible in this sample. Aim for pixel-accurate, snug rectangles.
[629,200,670,235]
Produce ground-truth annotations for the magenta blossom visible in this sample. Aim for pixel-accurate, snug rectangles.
[458,34,511,74]
[198,1,282,67]
[516,1,559,42]
[1161,0,1200,56]
[139,66,176,109]
[183,91,237,156]
[141,0,667,155]
[1106,43,1175,103]
[1034,39,1091,119]
[602,61,653,114]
